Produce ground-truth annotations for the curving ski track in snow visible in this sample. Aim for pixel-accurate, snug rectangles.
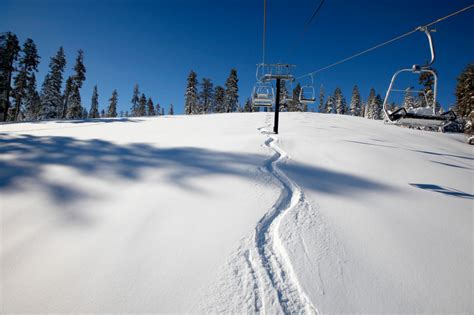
[197,116,319,314]
[251,121,317,314]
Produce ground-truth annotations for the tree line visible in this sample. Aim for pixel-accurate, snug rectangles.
[184,69,240,114]
[0,32,173,122]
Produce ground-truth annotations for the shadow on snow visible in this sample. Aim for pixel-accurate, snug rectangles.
[0,133,393,207]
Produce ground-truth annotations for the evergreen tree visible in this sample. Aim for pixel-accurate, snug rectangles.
[125,110,129,117]
[402,87,416,109]
[168,104,174,115]
[61,76,73,118]
[11,38,40,121]
[365,88,376,118]
[89,85,100,118]
[200,78,214,113]
[0,32,21,121]
[318,85,325,113]
[224,68,239,112]
[184,70,198,115]
[40,46,66,119]
[374,94,383,119]
[66,50,86,119]
[107,89,118,117]
[23,73,41,120]
[243,97,253,112]
[147,97,155,116]
[73,49,86,88]
[288,83,303,112]
[82,107,88,119]
[161,108,165,116]
[454,63,474,120]
[155,103,161,116]
[119,110,124,117]
[131,84,140,116]
[66,85,83,119]
[349,85,362,116]
[100,109,105,118]
[419,72,435,107]
[137,93,147,116]
[214,85,225,113]
[325,95,334,114]
[334,87,346,114]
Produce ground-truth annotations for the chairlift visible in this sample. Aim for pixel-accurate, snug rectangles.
[299,74,316,104]
[382,27,456,131]
[252,82,274,107]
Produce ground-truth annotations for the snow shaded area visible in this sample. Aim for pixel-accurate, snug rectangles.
[1,113,472,313]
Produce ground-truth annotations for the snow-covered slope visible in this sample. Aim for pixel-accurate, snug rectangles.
[1,113,472,313]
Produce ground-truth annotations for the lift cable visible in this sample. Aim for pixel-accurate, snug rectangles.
[296,4,474,79]
[262,0,267,65]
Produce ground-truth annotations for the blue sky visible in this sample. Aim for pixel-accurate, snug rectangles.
[2,0,473,114]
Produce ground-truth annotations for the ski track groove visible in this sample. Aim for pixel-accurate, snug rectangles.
[249,118,318,314]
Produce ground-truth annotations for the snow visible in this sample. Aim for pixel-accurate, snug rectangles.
[1,113,472,313]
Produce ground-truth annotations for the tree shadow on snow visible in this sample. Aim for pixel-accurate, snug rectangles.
[409,183,474,200]
[0,133,394,209]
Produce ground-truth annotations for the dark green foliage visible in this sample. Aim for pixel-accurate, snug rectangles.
[147,97,155,116]
[224,68,239,112]
[107,89,118,118]
[0,32,20,121]
[89,85,100,118]
[184,70,198,115]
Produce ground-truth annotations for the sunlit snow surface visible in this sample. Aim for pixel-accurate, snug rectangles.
[1,113,472,313]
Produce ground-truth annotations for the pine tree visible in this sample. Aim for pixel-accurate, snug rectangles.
[82,107,88,119]
[349,85,362,116]
[161,108,165,116]
[402,88,416,109]
[147,97,155,116]
[136,93,146,116]
[11,38,40,121]
[243,97,253,112]
[318,85,325,113]
[23,73,41,120]
[454,63,474,120]
[168,104,174,115]
[155,103,161,116]
[66,50,86,119]
[125,110,129,117]
[100,109,105,118]
[107,89,118,117]
[334,87,346,114]
[224,68,239,112]
[325,95,334,114]
[0,32,21,121]
[419,72,435,107]
[66,85,83,119]
[89,85,99,118]
[365,88,376,118]
[374,94,383,119]
[131,84,140,116]
[288,83,303,112]
[61,76,73,118]
[184,70,198,115]
[200,78,214,113]
[40,47,66,119]
[73,49,86,88]
[214,85,225,113]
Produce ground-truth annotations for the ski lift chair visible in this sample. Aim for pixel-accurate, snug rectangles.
[382,27,456,131]
[299,74,316,104]
[252,83,274,107]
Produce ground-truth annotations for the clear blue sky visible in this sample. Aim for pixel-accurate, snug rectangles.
[2,0,473,114]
